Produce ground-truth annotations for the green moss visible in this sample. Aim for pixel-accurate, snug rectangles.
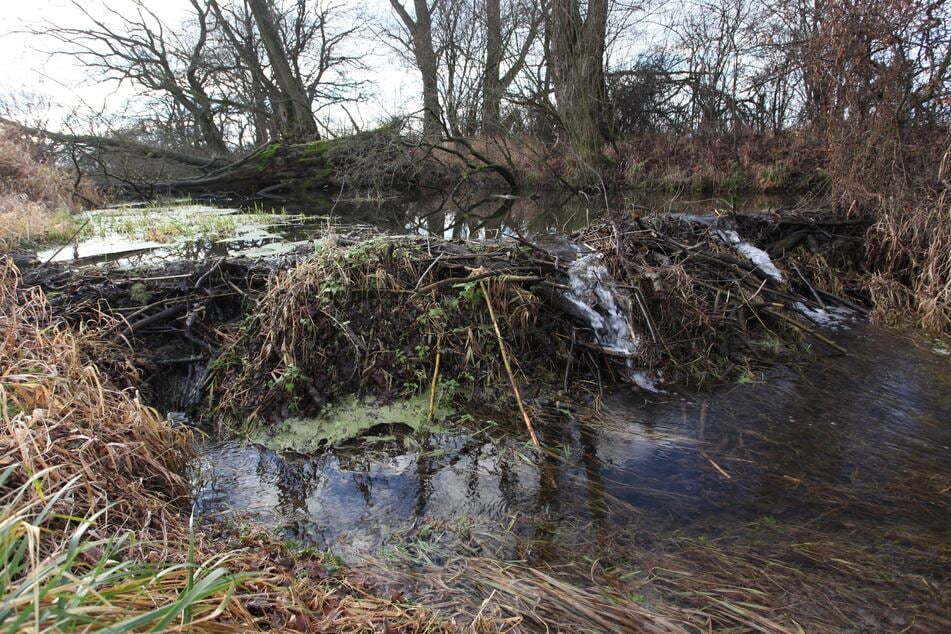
[129,282,152,305]
[256,143,281,171]
[255,395,452,452]
[301,140,329,157]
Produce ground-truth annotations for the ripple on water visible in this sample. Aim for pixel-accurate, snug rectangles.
[194,324,951,559]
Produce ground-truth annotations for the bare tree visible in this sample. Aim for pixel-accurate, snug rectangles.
[547,0,612,163]
[38,0,232,155]
[482,0,542,131]
[389,0,443,137]
[245,0,320,140]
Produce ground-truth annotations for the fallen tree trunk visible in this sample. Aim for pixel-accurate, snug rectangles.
[4,118,517,198]
[2,118,333,196]
[0,118,231,170]
[149,140,335,197]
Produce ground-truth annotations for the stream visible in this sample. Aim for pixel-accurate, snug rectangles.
[158,194,950,583]
[194,325,951,562]
[39,193,950,622]
[37,191,793,267]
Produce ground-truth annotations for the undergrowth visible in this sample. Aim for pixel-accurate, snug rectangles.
[0,129,96,250]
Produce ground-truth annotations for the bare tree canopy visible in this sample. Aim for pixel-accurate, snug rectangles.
[3,0,947,189]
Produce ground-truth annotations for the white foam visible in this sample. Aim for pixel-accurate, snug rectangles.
[566,254,640,356]
[793,302,855,329]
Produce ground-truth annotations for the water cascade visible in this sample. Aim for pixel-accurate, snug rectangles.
[564,252,660,391]
[714,228,785,283]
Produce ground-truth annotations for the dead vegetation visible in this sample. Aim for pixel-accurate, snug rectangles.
[0,258,460,632]
[865,176,951,334]
[201,214,859,434]
[0,129,97,250]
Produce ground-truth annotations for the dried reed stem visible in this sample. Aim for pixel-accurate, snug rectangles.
[480,279,540,447]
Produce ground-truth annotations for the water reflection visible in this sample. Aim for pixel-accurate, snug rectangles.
[318,191,793,239]
[46,191,793,267]
[195,325,951,560]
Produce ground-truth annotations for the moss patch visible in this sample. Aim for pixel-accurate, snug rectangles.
[256,143,281,171]
[255,395,451,452]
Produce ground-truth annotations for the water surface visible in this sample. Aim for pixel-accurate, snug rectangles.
[39,192,793,266]
[194,325,951,560]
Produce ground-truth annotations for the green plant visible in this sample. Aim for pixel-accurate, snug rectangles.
[0,467,246,632]
[271,365,308,394]
[456,281,482,306]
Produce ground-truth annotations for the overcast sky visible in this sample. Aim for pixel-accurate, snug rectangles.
[0,0,418,131]
[0,0,658,134]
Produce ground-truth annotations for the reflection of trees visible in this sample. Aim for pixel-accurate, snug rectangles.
[336,452,373,507]
[578,423,608,521]
[257,190,616,239]
[497,448,520,511]
[413,437,436,517]
[256,449,322,542]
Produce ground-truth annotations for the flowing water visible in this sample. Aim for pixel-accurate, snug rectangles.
[194,321,951,562]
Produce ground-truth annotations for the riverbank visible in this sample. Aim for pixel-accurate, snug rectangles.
[1,127,949,630]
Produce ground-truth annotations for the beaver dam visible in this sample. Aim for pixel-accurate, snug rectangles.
[8,198,951,631]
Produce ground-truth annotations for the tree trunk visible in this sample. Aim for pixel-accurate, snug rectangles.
[414,0,442,138]
[482,0,503,131]
[547,0,610,164]
[246,0,320,142]
[151,141,333,196]
[1,118,230,169]
[190,98,230,155]
[390,0,443,138]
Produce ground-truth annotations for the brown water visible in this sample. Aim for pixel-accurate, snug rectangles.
[194,325,951,563]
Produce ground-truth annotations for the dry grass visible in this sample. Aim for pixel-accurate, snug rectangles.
[0,260,194,539]
[207,235,561,428]
[0,257,242,629]
[864,174,951,334]
[0,257,458,631]
[0,128,97,250]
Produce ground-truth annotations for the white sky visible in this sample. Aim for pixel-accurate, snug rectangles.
[0,0,660,134]
[0,0,418,132]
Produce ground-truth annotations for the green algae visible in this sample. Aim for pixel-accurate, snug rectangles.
[255,395,451,452]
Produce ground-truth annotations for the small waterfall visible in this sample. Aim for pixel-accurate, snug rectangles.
[565,254,640,355]
[564,253,659,391]
[714,228,784,283]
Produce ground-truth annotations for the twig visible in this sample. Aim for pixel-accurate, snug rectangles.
[699,450,731,479]
[790,262,825,308]
[121,303,188,336]
[42,218,91,265]
[480,280,540,448]
[416,271,541,294]
[427,332,442,423]
[194,257,225,289]
[415,252,444,290]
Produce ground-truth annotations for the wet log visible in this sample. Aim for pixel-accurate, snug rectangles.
[150,140,335,197]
